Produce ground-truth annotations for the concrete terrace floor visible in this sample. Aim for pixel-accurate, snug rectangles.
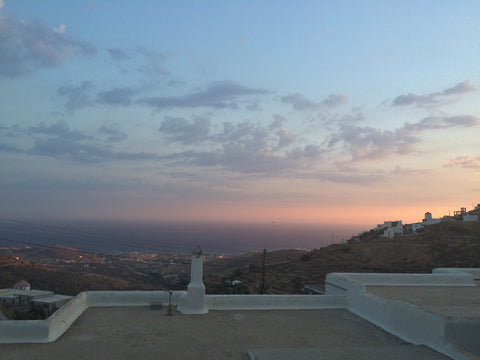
[0,308,450,360]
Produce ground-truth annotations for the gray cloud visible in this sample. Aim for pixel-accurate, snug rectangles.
[330,115,478,162]
[162,120,323,174]
[318,171,385,185]
[392,81,476,107]
[108,48,130,61]
[444,156,480,169]
[402,115,478,132]
[329,125,420,161]
[96,87,137,106]
[321,93,348,108]
[442,80,476,95]
[281,92,347,110]
[281,93,317,110]
[139,81,268,110]
[28,137,160,163]
[168,79,186,87]
[57,81,94,112]
[246,101,261,111]
[0,121,157,163]
[276,128,296,148]
[159,116,210,144]
[0,142,21,153]
[28,120,91,141]
[0,16,96,77]
[98,125,128,142]
[136,45,167,79]
[391,93,436,107]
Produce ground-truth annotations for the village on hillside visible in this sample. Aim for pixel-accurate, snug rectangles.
[370,203,480,240]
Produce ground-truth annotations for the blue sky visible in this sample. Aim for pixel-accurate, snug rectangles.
[1,0,479,225]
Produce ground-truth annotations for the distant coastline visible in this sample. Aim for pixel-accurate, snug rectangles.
[0,218,364,255]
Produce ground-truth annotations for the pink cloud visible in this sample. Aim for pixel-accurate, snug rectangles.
[444,156,480,169]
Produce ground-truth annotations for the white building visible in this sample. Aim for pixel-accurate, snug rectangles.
[380,221,403,238]
[411,223,424,232]
[463,214,479,222]
[422,212,442,225]
[13,280,30,291]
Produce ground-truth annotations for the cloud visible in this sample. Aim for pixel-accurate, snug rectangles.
[161,119,323,174]
[159,116,210,144]
[276,128,296,148]
[392,81,476,107]
[0,0,4,11]
[0,142,21,153]
[98,124,128,142]
[444,156,480,169]
[402,115,478,132]
[168,79,186,87]
[281,92,347,110]
[136,45,166,79]
[318,171,385,185]
[329,125,420,161]
[57,81,94,112]
[96,87,137,106]
[140,81,268,110]
[0,17,96,77]
[391,93,436,107]
[281,93,318,110]
[28,120,91,141]
[442,80,476,95]
[330,115,478,162]
[246,101,261,111]
[321,93,348,108]
[108,48,130,61]
[0,121,157,163]
[27,137,160,163]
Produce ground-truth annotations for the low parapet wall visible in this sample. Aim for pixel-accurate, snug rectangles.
[0,290,187,344]
[0,291,342,343]
[433,268,480,279]
[326,272,475,289]
[326,272,480,360]
[48,291,89,342]
[87,290,186,307]
[207,294,346,310]
[0,320,50,343]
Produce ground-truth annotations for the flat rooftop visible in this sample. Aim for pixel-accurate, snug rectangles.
[366,285,480,319]
[0,307,450,360]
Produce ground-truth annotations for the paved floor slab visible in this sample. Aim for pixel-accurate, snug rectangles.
[0,307,450,360]
[249,345,450,360]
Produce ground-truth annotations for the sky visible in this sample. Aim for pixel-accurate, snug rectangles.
[0,0,479,227]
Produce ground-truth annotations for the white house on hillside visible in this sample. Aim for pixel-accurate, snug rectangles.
[423,212,442,226]
[411,223,424,232]
[463,214,479,222]
[13,280,30,291]
[378,221,403,238]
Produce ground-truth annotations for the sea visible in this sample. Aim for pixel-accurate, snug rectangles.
[0,218,366,255]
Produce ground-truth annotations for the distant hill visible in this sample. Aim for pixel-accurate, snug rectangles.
[202,219,480,294]
[0,254,130,295]
[12,244,102,262]
[1,219,479,295]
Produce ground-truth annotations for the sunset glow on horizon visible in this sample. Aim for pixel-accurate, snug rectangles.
[1,1,479,230]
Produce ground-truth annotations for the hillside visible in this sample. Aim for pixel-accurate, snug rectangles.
[0,254,131,295]
[202,220,480,294]
[1,219,479,295]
